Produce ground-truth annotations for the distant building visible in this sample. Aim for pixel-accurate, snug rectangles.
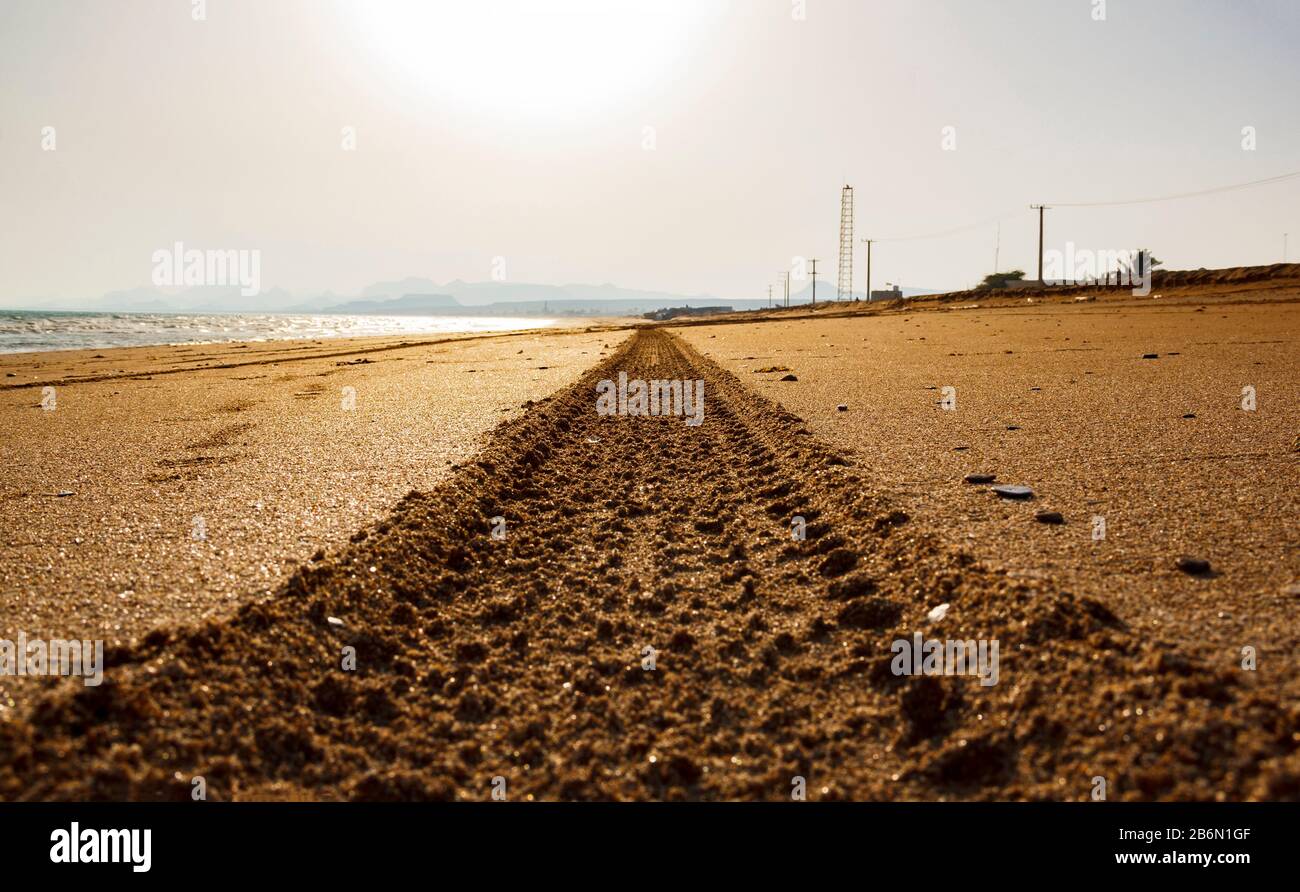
[643,305,734,321]
[870,285,903,301]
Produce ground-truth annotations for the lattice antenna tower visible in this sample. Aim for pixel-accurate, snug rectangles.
[837,185,854,300]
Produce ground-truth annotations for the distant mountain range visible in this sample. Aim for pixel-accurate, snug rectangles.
[3,278,938,316]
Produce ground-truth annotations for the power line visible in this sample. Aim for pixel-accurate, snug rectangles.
[1047,168,1300,208]
[869,209,1023,244]
[784,168,1300,306]
[854,167,1300,246]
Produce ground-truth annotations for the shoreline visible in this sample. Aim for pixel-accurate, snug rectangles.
[0,314,637,359]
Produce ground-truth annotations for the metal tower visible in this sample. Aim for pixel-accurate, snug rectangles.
[837,185,854,300]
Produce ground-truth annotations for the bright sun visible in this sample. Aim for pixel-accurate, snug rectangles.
[346,0,716,119]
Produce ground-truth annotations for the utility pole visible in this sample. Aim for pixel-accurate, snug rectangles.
[864,239,872,301]
[1030,205,1049,283]
[779,270,789,308]
[809,258,819,306]
[768,284,773,308]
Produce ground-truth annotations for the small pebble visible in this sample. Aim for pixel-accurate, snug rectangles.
[1035,511,1065,525]
[1175,556,1211,576]
[1182,413,1196,419]
[926,603,950,623]
[836,404,848,412]
[1142,353,1159,359]
[326,616,345,627]
[964,473,996,484]
[992,484,1034,500]
[779,374,798,382]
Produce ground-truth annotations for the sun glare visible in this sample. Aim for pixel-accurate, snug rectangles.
[347,0,715,119]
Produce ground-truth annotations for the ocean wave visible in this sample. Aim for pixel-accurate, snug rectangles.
[0,312,556,354]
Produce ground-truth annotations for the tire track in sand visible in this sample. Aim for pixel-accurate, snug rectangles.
[2,329,1295,800]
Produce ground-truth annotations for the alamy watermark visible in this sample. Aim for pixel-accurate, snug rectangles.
[891,633,999,686]
[1043,242,1153,296]
[1,631,104,686]
[596,372,704,426]
[50,823,150,872]
[151,241,261,297]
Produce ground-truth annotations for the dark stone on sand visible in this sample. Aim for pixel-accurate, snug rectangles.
[780,374,798,381]
[1182,413,1196,419]
[837,404,848,411]
[992,484,1034,500]
[1175,555,1211,575]
[1143,353,1159,359]
[964,473,996,484]
[1035,511,1065,524]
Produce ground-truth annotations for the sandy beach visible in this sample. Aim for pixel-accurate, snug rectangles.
[10,2,1300,875]
[0,325,631,686]
[678,277,1300,675]
[1,274,1296,801]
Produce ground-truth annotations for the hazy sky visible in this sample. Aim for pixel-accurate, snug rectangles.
[2,0,1298,304]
